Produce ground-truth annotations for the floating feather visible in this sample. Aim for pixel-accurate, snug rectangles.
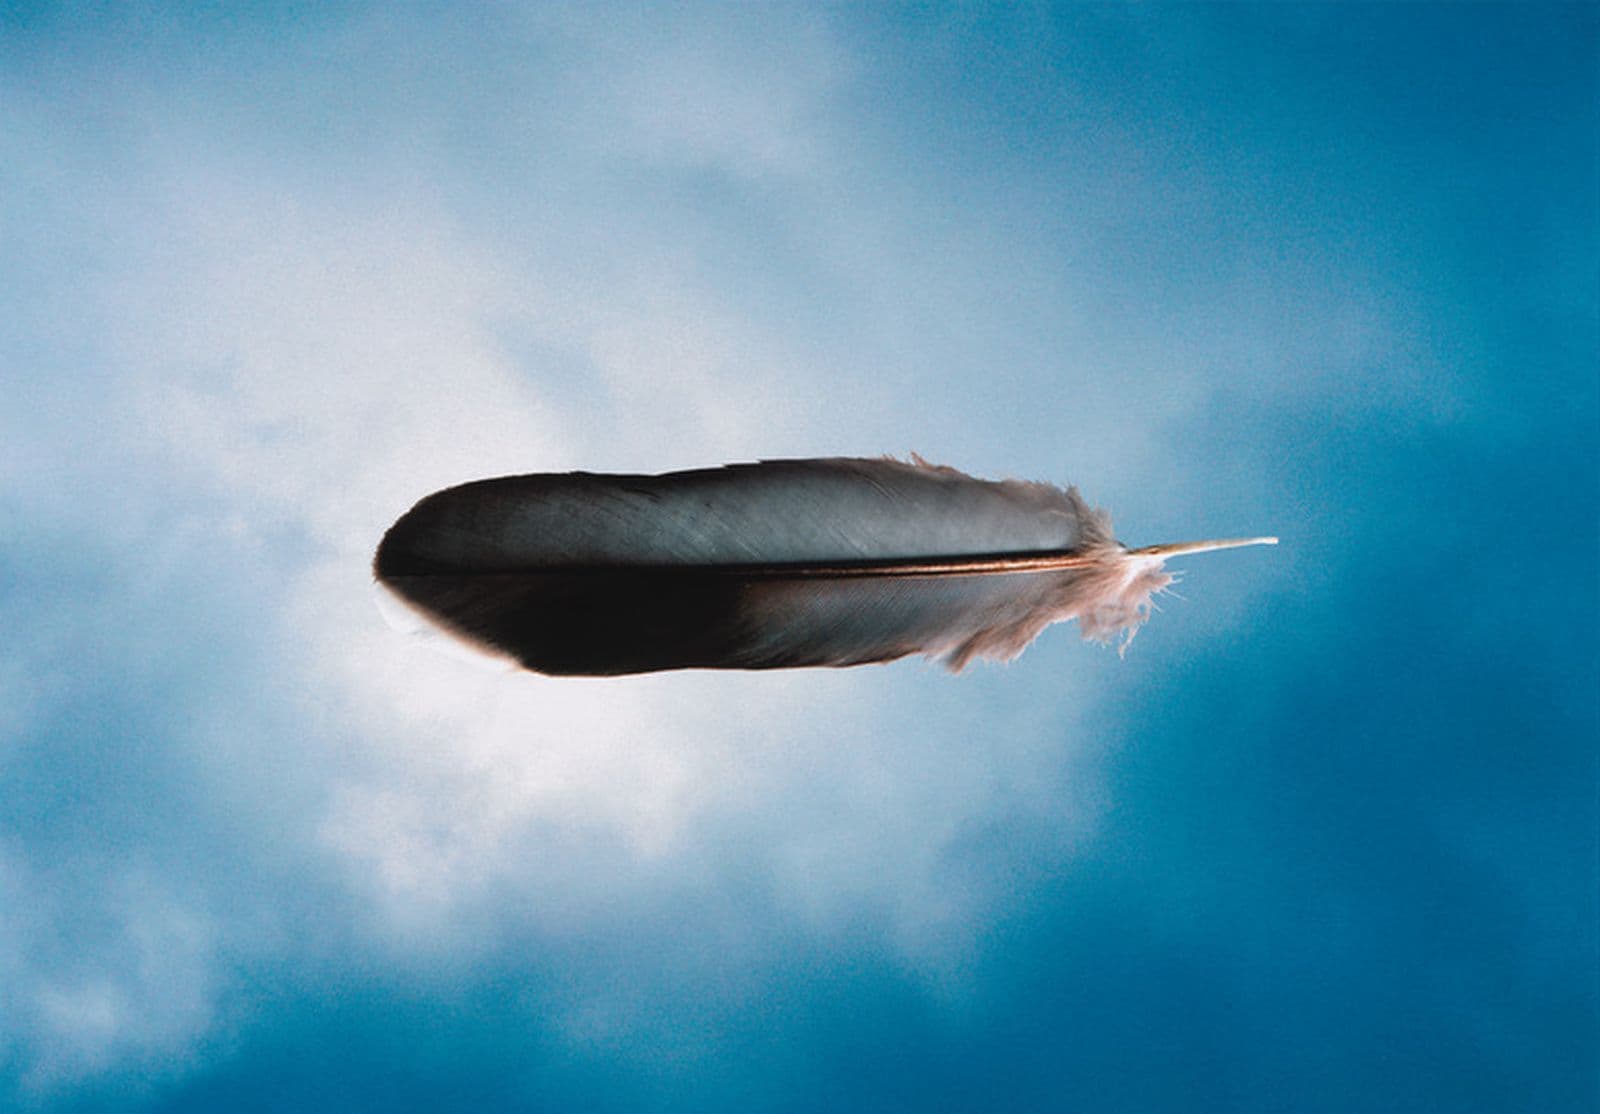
[373,457,1274,676]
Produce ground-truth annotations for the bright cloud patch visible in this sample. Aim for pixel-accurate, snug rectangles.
[0,11,1118,1095]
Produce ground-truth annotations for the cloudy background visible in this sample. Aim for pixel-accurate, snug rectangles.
[2,4,1595,1110]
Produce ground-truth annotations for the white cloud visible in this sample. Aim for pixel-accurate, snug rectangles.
[0,855,217,1097]
[0,3,1364,1092]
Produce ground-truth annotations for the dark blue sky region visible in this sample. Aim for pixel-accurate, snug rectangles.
[2,4,1595,1112]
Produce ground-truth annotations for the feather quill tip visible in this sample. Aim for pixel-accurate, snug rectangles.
[1076,536,1277,659]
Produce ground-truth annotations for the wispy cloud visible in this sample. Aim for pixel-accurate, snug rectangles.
[0,9,1120,1092]
[3,4,1589,1108]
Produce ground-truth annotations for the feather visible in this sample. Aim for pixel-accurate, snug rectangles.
[373,457,1275,676]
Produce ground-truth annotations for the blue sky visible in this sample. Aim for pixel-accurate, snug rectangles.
[2,3,1595,1111]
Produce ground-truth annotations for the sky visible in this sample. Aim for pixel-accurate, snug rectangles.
[1,3,1596,1111]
